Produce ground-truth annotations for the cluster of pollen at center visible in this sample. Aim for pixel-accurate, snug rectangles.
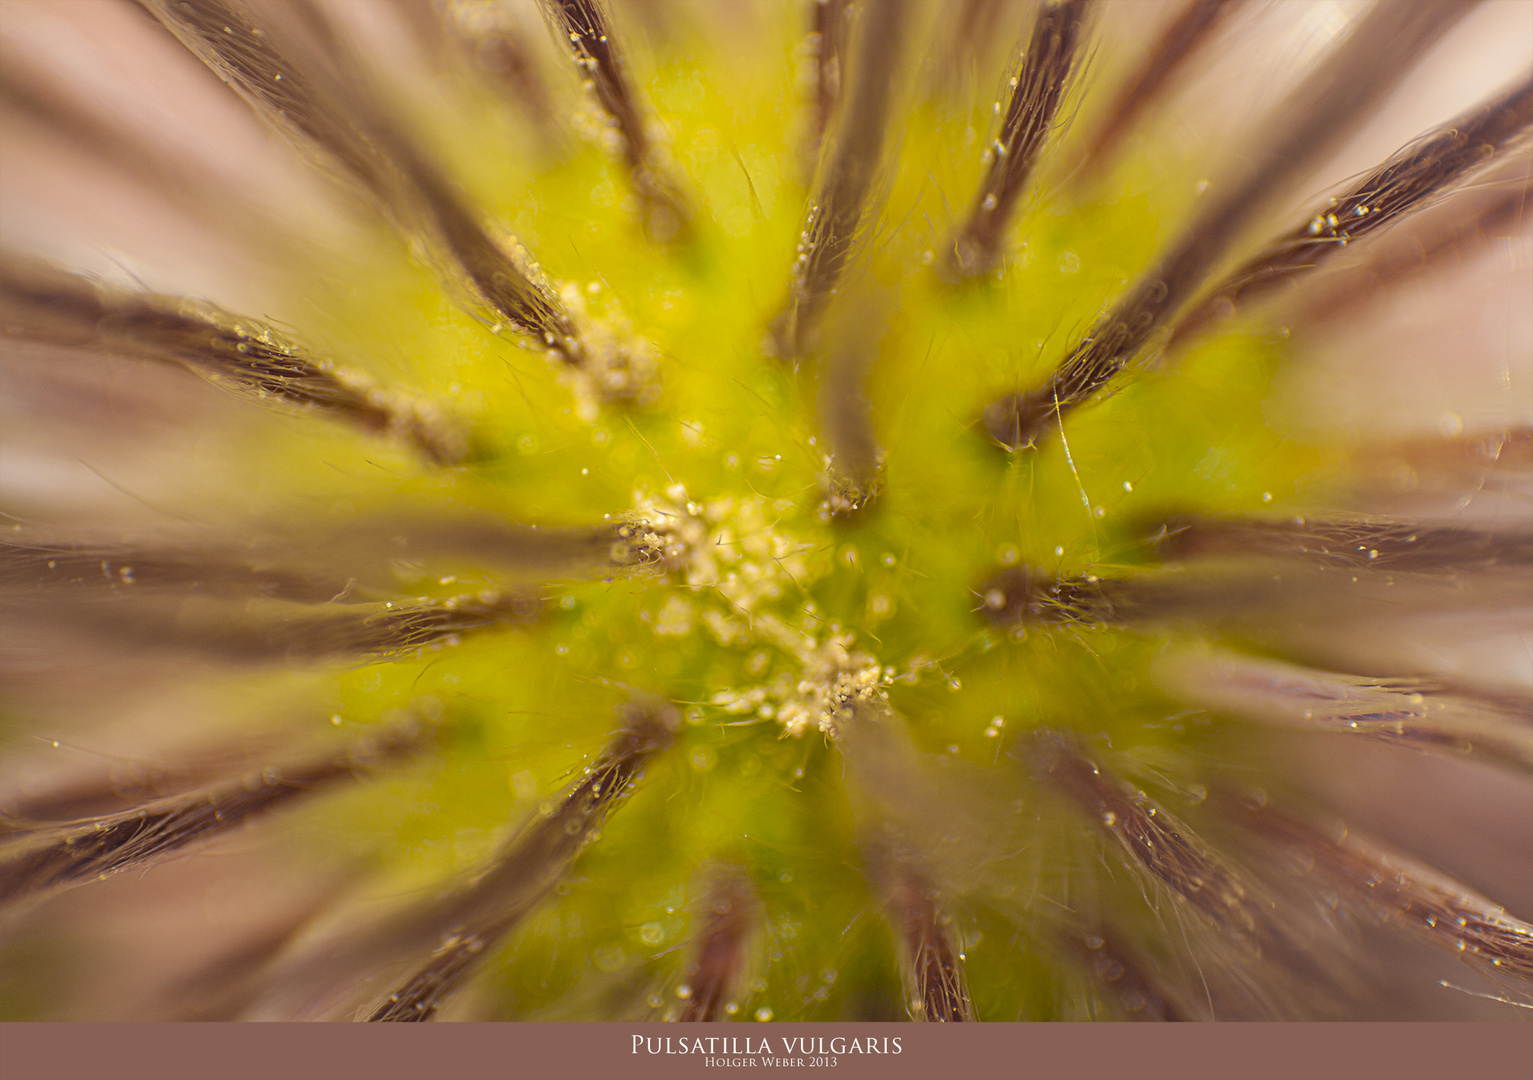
[626,484,889,737]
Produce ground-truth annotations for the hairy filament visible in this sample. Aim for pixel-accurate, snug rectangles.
[673,863,759,1022]
[928,0,1015,104]
[0,257,464,464]
[804,0,852,167]
[1352,426,1533,496]
[0,722,426,907]
[444,0,557,130]
[5,591,541,664]
[1296,174,1533,328]
[1144,514,1533,574]
[138,0,585,368]
[1221,790,1533,982]
[982,0,1478,449]
[947,0,1091,278]
[770,0,910,361]
[0,534,361,604]
[365,699,678,1021]
[1020,727,1265,940]
[1169,72,1533,350]
[832,697,975,1022]
[881,863,974,1022]
[813,282,889,517]
[1071,924,1188,1022]
[544,0,692,243]
[1156,652,1533,778]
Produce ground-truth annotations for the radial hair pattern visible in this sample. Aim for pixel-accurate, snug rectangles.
[1,0,1530,1025]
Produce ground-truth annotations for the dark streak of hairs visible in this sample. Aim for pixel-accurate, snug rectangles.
[674,863,759,1022]
[168,880,351,1021]
[1144,514,1533,575]
[1218,789,1533,982]
[0,533,362,604]
[1076,0,1245,181]
[805,0,852,167]
[1169,72,1533,351]
[317,512,674,588]
[367,699,679,1021]
[3,590,542,665]
[770,0,909,362]
[834,697,974,1022]
[1021,727,1265,937]
[814,282,888,517]
[975,560,1528,638]
[544,0,692,243]
[1158,651,1533,778]
[1071,924,1188,1021]
[978,565,1139,626]
[982,0,1478,450]
[0,722,426,907]
[947,0,1091,278]
[138,0,581,367]
[1297,171,1532,327]
[880,863,974,1021]
[1,517,666,639]
[0,256,466,466]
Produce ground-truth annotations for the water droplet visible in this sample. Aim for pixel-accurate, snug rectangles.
[755,1006,774,1022]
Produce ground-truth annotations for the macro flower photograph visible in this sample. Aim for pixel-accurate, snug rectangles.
[1,0,1531,1034]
